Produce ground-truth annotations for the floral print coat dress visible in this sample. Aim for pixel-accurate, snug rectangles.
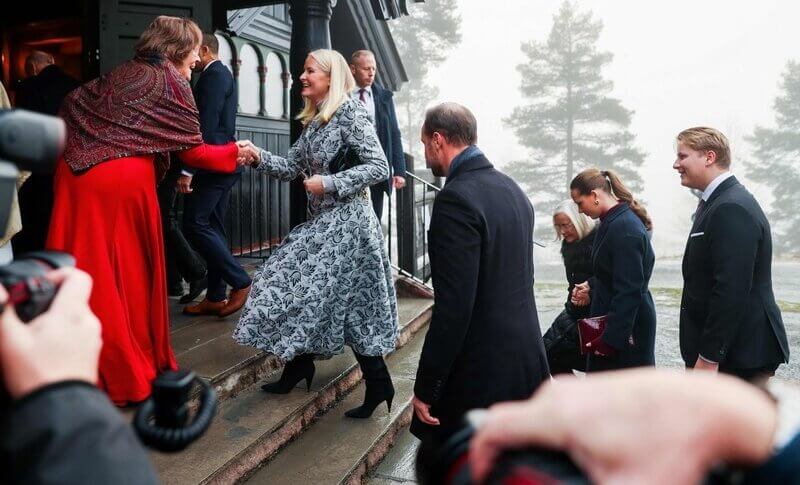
[233,99,399,360]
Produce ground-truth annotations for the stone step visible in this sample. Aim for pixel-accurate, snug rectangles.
[365,425,419,484]
[168,274,432,406]
[153,296,432,485]
[242,324,428,485]
[169,303,280,405]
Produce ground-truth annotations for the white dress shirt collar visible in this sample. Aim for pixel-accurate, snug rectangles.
[354,85,373,96]
[203,59,220,72]
[702,171,734,201]
[351,85,376,125]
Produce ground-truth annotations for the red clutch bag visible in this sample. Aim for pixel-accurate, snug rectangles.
[577,315,610,356]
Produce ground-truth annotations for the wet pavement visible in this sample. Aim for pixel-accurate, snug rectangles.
[367,262,800,484]
[533,261,800,381]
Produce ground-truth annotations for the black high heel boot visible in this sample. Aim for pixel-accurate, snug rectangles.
[261,354,315,394]
[344,353,395,419]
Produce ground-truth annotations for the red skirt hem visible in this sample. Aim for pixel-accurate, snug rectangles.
[48,156,177,406]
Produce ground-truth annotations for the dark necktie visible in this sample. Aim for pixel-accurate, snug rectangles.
[694,198,706,221]
[359,88,366,104]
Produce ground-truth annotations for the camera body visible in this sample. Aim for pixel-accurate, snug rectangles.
[417,411,753,485]
[0,110,75,320]
[416,414,588,485]
[0,251,76,320]
[0,108,66,236]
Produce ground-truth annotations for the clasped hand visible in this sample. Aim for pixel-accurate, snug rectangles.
[571,281,590,307]
[236,140,260,166]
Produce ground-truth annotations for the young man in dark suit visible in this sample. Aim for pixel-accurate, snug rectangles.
[674,127,789,380]
[13,50,80,254]
[349,50,406,221]
[181,33,251,317]
[410,103,550,444]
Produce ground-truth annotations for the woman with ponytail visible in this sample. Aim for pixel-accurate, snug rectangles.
[569,168,656,371]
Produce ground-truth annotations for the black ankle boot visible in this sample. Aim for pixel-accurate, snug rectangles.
[345,352,394,419]
[344,378,395,418]
[261,354,315,394]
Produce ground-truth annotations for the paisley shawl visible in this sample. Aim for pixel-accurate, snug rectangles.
[60,53,203,173]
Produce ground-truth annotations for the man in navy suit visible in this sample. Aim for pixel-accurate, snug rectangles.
[182,33,251,317]
[674,127,789,380]
[349,50,406,221]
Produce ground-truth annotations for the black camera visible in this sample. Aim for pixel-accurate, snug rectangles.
[417,410,758,485]
[0,109,73,320]
[0,108,215,452]
[416,411,588,485]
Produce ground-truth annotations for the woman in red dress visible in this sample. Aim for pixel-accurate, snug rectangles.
[47,16,253,405]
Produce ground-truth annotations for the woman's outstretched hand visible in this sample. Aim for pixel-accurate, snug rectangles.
[304,175,325,195]
[236,140,260,166]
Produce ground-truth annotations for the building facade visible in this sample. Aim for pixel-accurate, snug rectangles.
[0,0,414,256]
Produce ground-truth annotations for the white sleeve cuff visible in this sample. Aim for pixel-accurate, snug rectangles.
[698,354,718,364]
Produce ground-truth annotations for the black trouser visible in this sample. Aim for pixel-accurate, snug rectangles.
[543,308,586,374]
[13,173,54,254]
[183,171,250,302]
[156,168,206,288]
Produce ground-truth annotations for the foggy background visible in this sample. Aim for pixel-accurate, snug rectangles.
[391,0,800,262]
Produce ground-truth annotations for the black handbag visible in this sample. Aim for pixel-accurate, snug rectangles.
[328,144,361,174]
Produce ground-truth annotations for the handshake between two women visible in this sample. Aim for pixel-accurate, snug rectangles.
[233,139,326,196]
[236,140,261,166]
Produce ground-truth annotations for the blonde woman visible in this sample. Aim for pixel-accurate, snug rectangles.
[234,49,398,418]
[542,200,597,374]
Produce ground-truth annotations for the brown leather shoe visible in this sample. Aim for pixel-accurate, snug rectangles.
[183,298,228,316]
[218,284,251,318]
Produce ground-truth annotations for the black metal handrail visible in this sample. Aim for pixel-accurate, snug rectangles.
[388,166,441,289]
[229,152,543,292]
[384,153,452,290]
[387,155,544,291]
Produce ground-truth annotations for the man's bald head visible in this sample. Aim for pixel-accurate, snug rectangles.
[25,50,54,77]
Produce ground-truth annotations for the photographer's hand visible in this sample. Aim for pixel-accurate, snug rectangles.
[469,369,776,485]
[0,268,102,399]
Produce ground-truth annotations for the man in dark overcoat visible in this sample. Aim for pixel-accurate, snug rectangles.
[349,50,406,221]
[410,103,550,444]
[13,50,79,254]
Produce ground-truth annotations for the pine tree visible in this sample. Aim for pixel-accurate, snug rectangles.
[746,60,800,257]
[389,0,461,161]
[505,1,645,220]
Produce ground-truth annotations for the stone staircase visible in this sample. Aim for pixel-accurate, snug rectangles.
[153,278,432,484]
